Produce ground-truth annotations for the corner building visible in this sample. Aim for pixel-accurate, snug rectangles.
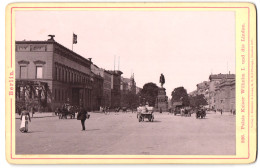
[209,73,235,110]
[215,79,235,112]
[15,38,93,111]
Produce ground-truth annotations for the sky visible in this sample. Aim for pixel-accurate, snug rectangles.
[15,10,235,97]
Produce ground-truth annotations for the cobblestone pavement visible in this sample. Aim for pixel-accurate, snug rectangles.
[15,111,235,155]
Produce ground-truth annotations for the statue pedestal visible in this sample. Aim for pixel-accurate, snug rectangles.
[155,87,168,112]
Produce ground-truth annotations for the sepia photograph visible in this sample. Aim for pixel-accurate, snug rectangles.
[13,9,238,156]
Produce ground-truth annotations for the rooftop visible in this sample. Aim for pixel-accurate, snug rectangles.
[209,73,235,81]
[16,36,92,67]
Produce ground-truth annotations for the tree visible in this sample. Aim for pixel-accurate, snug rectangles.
[140,82,159,106]
[171,86,190,106]
[15,80,50,112]
[121,91,139,108]
[189,94,208,108]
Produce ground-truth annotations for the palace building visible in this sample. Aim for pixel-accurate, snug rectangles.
[208,73,235,110]
[15,37,93,111]
[214,79,236,112]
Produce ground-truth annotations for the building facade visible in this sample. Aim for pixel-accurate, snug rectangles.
[194,81,210,105]
[120,75,136,94]
[209,73,235,109]
[91,72,103,110]
[120,75,137,107]
[136,86,142,95]
[102,70,112,107]
[15,37,93,111]
[109,70,123,108]
[214,79,235,112]
[91,64,112,107]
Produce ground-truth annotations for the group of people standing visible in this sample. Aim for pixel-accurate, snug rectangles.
[100,106,110,114]
[18,104,90,133]
[180,107,191,117]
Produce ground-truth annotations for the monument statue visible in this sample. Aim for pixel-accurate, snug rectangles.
[156,73,168,112]
[159,73,165,88]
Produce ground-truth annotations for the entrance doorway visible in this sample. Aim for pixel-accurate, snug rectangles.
[72,88,84,106]
[72,88,80,106]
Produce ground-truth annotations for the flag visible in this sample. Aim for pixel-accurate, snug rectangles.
[73,33,77,44]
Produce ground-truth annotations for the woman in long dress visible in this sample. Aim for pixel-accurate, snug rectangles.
[20,107,31,133]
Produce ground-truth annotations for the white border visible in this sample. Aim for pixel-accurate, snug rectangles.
[1,0,259,167]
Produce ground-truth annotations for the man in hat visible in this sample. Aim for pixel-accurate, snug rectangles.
[77,106,88,131]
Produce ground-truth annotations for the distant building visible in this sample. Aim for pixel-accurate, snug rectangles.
[196,81,209,95]
[214,79,235,112]
[120,77,131,94]
[136,86,142,94]
[91,64,112,108]
[15,37,93,111]
[196,81,210,104]
[102,70,112,107]
[120,75,137,107]
[209,73,235,109]
[91,71,103,111]
[120,74,136,94]
[108,70,123,108]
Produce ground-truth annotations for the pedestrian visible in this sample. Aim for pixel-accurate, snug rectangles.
[77,106,88,131]
[220,109,223,115]
[180,108,184,116]
[30,106,35,118]
[20,107,31,133]
[106,106,110,115]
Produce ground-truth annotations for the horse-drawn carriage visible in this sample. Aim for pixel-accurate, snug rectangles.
[56,104,78,119]
[196,108,206,119]
[137,106,154,122]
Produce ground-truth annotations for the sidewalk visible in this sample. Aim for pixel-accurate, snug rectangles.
[207,110,235,116]
[15,111,104,119]
[15,112,55,119]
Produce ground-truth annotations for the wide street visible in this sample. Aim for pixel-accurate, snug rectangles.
[15,111,235,155]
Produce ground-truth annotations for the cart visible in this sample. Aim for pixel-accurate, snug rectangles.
[196,109,206,119]
[138,106,154,122]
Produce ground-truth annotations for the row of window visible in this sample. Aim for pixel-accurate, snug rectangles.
[20,66,43,79]
[55,63,91,85]
[53,88,92,106]
[54,89,68,102]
